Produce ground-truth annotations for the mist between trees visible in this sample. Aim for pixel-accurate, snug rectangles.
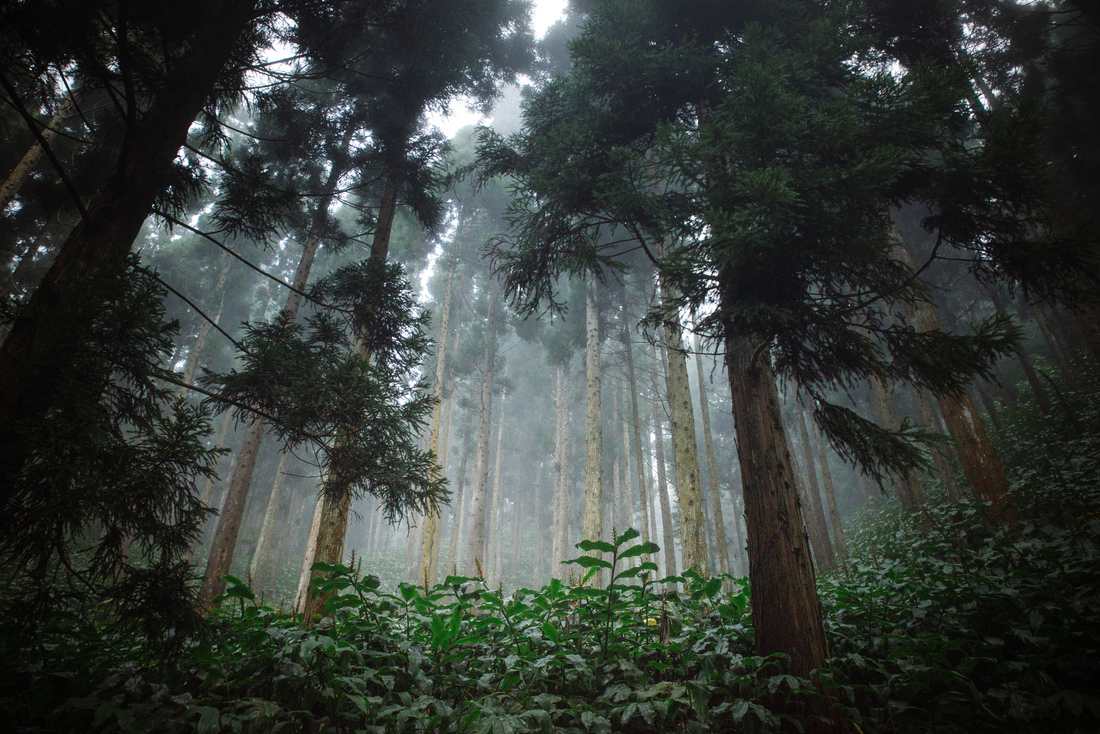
[2,1,1100,732]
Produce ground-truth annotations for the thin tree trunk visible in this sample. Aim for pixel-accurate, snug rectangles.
[582,278,604,577]
[462,280,500,578]
[294,496,324,615]
[1028,297,1077,388]
[725,330,830,684]
[198,160,340,609]
[795,410,836,572]
[658,281,708,575]
[651,367,677,584]
[488,392,506,587]
[417,234,461,588]
[1070,301,1100,362]
[551,364,570,571]
[618,386,636,546]
[868,376,924,511]
[694,337,731,580]
[621,311,651,548]
[179,254,232,389]
[446,421,474,576]
[0,87,84,212]
[249,451,290,588]
[987,288,1052,414]
[912,386,963,501]
[811,417,848,563]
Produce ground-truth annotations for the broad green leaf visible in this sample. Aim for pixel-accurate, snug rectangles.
[614,527,640,546]
[619,541,661,560]
[575,539,615,554]
[565,555,613,569]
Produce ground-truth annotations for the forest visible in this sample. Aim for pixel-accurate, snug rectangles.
[1,0,1098,731]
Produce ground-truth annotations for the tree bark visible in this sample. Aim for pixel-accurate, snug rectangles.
[868,376,924,511]
[582,278,604,576]
[198,174,335,609]
[987,287,1052,414]
[651,362,677,584]
[1070,301,1100,362]
[488,384,507,587]
[694,337,730,579]
[418,234,460,588]
[621,312,651,549]
[795,410,836,572]
[179,254,233,389]
[890,225,1019,525]
[658,281,708,575]
[725,331,830,683]
[249,451,290,588]
[462,279,500,578]
[912,386,963,501]
[1027,297,1077,389]
[0,1,259,495]
[0,86,84,212]
[811,417,848,563]
[551,364,571,572]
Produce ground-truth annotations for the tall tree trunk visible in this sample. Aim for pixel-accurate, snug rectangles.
[551,364,571,572]
[582,278,604,577]
[651,365,677,583]
[446,421,474,577]
[418,235,461,588]
[725,330,830,684]
[912,386,963,501]
[179,254,232,389]
[0,86,84,212]
[1028,297,1077,388]
[987,288,1052,414]
[891,225,1019,525]
[811,418,848,563]
[294,496,324,614]
[0,1,259,494]
[868,376,924,511]
[1070,301,1100,362]
[658,281,708,575]
[694,337,731,580]
[249,451,290,588]
[621,308,652,548]
[618,386,636,554]
[304,170,405,618]
[462,280,501,578]
[795,411,836,573]
[198,158,342,609]
[488,387,506,587]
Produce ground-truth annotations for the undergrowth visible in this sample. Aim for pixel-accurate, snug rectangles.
[3,367,1099,732]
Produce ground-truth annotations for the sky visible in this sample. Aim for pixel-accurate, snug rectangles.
[427,0,566,138]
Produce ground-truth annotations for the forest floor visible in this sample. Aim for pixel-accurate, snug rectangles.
[2,363,1099,733]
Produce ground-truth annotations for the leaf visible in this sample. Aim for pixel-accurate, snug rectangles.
[618,541,661,560]
[575,539,615,554]
[565,555,613,570]
[614,528,640,546]
[196,706,221,734]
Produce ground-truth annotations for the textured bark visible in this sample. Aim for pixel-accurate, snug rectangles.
[811,418,848,563]
[446,422,474,575]
[618,387,635,550]
[582,278,604,564]
[658,282,708,575]
[651,370,677,583]
[249,452,290,587]
[551,365,570,572]
[418,237,460,589]
[694,338,730,579]
[891,227,1018,525]
[795,411,836,573]
[621,314,651,547]
[294,496,324,614]
[912,386,963,502]
[973,385,1005,436]
[868,376,924,511]
[725,332,830,683]
[488,384,507,587]
[462,279,500,578]
[0,1,260,494]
